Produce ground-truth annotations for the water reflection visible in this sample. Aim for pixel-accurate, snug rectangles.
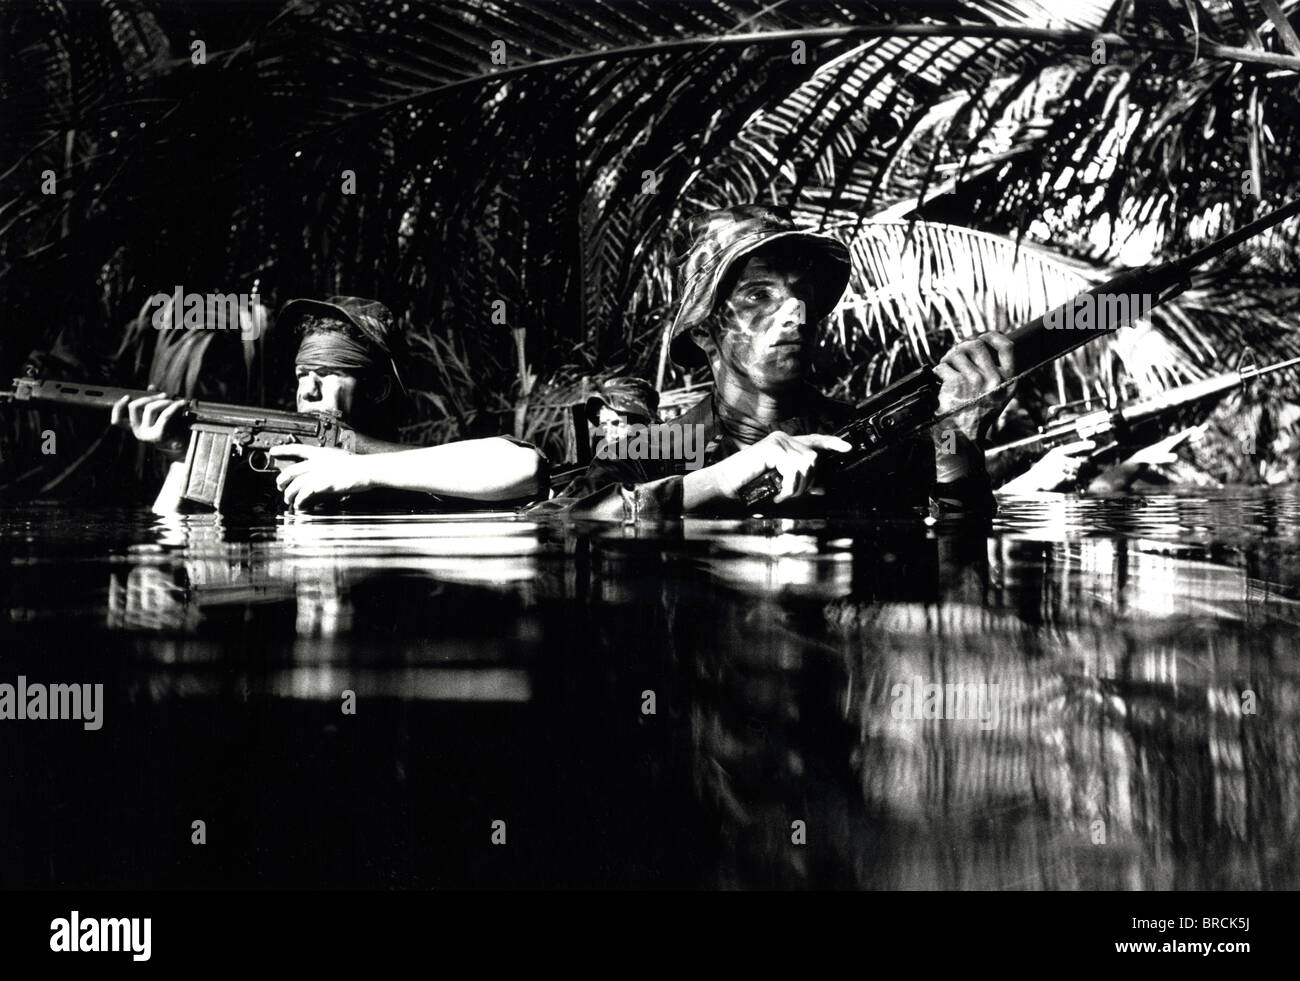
[1,490,1298,888]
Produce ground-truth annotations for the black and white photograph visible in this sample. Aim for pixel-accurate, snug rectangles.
[0,0,1292,963]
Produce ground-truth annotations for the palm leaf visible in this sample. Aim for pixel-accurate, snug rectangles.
[4,0,1300,481]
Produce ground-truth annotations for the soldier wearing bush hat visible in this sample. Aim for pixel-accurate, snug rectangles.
[559,203,1018,521]
[585,376,661,452]
[665,204,851,369]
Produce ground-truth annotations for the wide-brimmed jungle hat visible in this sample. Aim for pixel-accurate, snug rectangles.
[585,376,660,424]
[667,205,851,368]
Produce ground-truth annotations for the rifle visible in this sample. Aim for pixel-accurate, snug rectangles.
[548,463,587,492]
[738,198,1300,507]
[987,353,1300,464]
[1,376,375,509]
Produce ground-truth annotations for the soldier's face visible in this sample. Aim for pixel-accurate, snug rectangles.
[711,253,816,391]
[295,366,360,419]
[592,405,651,445]
[596,405,631,444]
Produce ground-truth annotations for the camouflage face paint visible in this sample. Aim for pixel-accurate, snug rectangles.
[711,253,817,393]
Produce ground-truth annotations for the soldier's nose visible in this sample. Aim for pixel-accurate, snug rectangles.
[778,296,806,327]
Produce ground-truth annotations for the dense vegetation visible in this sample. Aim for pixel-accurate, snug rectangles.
[2,0,1298,498]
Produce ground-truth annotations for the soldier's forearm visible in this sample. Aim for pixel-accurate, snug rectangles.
[350,432,408,455]
[149,462,188,515]
[682,466,728,511]
[355,438,543,501]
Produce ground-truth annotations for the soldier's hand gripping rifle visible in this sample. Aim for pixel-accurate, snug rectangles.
[0,377,382,509]
[737,197,1300,507]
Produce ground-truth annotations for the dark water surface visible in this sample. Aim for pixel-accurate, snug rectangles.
[2,488,1298,889]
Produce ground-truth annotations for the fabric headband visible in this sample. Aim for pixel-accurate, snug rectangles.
[294,331,385,373]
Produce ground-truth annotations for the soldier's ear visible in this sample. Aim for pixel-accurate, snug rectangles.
[371,376,393,402]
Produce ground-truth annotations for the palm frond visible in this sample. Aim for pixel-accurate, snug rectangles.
[4,0,1300,484]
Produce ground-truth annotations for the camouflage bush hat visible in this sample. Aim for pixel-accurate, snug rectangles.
[585,376,660,424]
[280,295,407,397]
[667,204,851,368]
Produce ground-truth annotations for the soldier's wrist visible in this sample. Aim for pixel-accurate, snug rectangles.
[683,466,727,508]
[934,430,983,483]
[354,456,384,492]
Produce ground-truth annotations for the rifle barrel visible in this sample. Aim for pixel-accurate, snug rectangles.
[1174,198,1300,274]
[988,355,1300,460]
[4,378,338,439]
[3,379,150,410]
[1005,199,1300,385]
[1116,373,1240,425]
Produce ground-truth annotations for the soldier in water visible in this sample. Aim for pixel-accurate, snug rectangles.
[586,376,661,451]
[113,296,547,512]
[559,205,1017,520]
